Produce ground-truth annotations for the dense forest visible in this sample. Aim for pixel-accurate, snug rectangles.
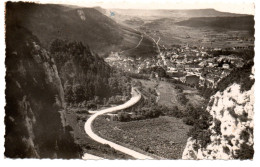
[50,39,132,107]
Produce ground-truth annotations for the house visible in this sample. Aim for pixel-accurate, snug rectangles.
[208,62,214,67]
[213,63,219,67]
[167,66,177,72]
[222,64,230,69]
[214,48,222,51]
[180,76,186,83]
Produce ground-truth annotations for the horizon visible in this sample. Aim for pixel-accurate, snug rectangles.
[40,0,255,15]
[62,5,253,16]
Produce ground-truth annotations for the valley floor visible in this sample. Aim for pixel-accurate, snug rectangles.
[64,78,206,159]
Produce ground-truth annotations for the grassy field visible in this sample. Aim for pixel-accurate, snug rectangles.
[157,81,183,109]
[134,79,205,110]
[137,79,205,111]
[64,108,132,159]
[93,116,191,159]
[133,79,158,101]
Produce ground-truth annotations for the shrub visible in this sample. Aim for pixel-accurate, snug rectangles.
[240,128,251,141]
[212,119,222,135]
[235,143,254,159]
[223,146,230,154]
[166,107,183,118]
[186,106,213,148]
[177,94,188,105]
[183,117,195,125]
[118,112,131,122]
[197,130,211,148]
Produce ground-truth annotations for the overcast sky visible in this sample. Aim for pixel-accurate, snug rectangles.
[40,0,255,15]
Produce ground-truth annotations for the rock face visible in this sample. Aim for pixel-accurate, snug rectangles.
[182,82,254,159]
[5,25,81,158]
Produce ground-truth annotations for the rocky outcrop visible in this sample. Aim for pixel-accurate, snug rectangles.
[5,26,81,158]
[182,81,254,159]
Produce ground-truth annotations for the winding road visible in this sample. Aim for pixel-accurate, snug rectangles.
[83,88,153,159]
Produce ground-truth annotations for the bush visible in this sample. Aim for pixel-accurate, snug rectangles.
[223,146,230,154]
[235,143,254,159]
[182,117,195,125]
[177,94,188,105]
[118,112,131,122]
[191,129,211,148]
[185,106,213,149]
[212,119,222,135]
[76,109,89,114]
[240,128,252,141]
[166,107,183,118]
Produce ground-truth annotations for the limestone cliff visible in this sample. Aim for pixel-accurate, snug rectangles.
[182,79,254,159]
[5,26,81,158]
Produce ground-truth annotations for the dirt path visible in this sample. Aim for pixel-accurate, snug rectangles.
[120,34,144,54]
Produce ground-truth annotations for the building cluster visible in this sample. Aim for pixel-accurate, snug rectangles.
[105,44,245,89]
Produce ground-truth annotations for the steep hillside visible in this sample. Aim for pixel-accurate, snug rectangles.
[5,25,81,158]
[49,39,132,105]
[6,2,157,57]
[182,65,254,159]
[5,3,135,158]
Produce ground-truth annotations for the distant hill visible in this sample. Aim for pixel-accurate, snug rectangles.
[175,16,254,35]
[105,8,247,29]
[165,8,247,17]
[6,2,157,57]
[111,8,245,18]
[109,9,245,21]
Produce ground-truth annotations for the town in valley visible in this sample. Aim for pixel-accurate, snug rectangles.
[4,1,255,160]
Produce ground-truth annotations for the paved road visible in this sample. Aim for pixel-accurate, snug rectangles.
[84,88,153,159]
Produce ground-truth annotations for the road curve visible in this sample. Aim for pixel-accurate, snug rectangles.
[84,88,153,160]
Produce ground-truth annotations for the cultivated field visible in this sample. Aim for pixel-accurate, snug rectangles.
[93,116,191,159]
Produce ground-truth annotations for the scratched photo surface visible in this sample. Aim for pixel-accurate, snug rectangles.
[5,0,254,159]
